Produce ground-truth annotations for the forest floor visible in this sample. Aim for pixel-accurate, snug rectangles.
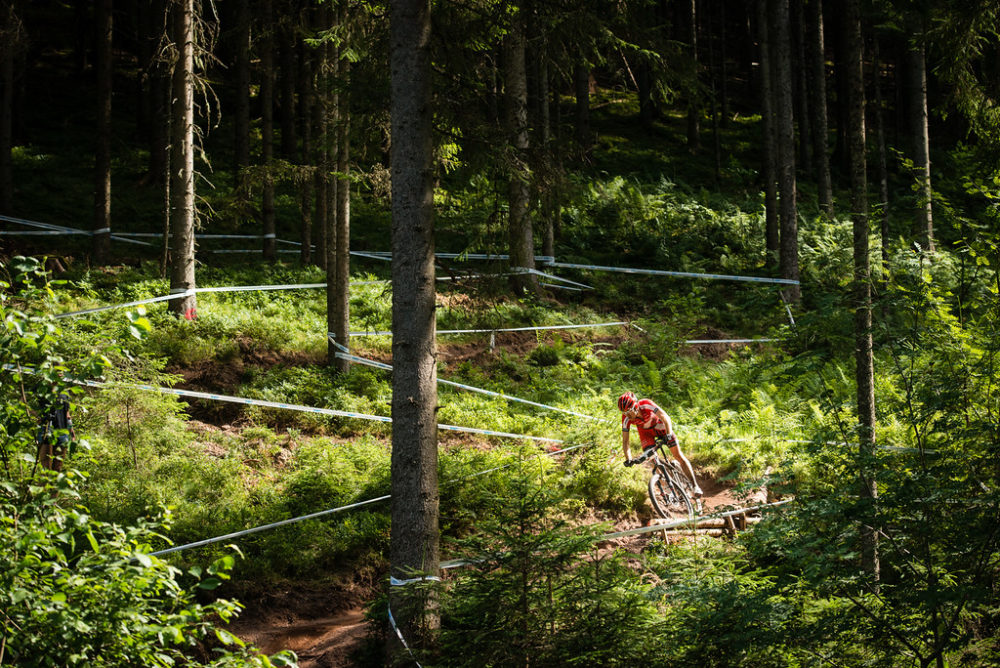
[227,477,747,668]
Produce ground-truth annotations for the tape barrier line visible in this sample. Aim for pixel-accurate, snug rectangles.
[139,438,584,558]
[439,499,794,570]
[79,378,563,444]
[348,320,631,338]
[0,216,155,246]
[1,230,90,236]
[513,267,593,290]
[548,261,800,286]
[363,252,556,263]
[330,339,609,422]
[53,281,392,319]
[387,605,424,667]
[0,214,81,232]
[149,495,392,557]
[55,291,193,318]
[683,338,778,345]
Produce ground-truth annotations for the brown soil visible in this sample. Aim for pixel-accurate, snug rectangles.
[227,473,759,667]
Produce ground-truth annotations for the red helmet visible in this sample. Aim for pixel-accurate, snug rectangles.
[617,391,638,412]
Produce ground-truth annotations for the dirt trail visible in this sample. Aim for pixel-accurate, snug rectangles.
[239,607,368,668]
[230,478,758,667]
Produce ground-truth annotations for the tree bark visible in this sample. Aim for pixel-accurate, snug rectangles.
[686,0,701,152]
[298,20,313,266]
[573,62,590,154]
[845,0,879,587]
[872,35,890,279]
[505,9,536,295]
[93,0,113,263]
[313,4,329,270]
[168,0,198,319]
[756,0,779,261]
[261,0,277,261]
[792,0,812,172]
[770,0,800,300]
[333,21,351,374]
[279,9,297,160]
[234,0,251,174]
[388,0,440,652]
[326,11,341,362]
[1,5,23,214]
[904,16,933,252]
[807,0,833,214]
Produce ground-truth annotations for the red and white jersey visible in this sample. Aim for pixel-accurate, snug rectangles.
[622,398,669,447]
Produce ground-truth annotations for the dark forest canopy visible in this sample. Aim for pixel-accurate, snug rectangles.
[1,0,998,264]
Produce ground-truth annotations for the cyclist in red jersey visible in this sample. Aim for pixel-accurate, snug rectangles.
[618,391,703,497]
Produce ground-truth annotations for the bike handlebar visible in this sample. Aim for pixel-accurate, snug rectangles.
[626,448,657,466]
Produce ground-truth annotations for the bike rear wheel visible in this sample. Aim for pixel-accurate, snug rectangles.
[648,465,695,519]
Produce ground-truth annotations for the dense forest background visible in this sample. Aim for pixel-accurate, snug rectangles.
[2,0,1000,666]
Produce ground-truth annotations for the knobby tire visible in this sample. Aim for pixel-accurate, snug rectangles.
[648,464,694,519]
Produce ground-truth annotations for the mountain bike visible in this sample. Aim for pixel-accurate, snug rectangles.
[631,443,699,519]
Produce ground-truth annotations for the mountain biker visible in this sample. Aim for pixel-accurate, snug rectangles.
[618,391,703,498]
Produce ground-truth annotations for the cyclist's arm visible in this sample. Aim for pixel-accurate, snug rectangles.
[622,422,633,461]
[652,405,675,435]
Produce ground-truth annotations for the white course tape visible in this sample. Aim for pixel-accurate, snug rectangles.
[351,250,393,262]
[548,261,800,285]
[0,214,80,232]
[349,320,631,338]
[387,605,424,667]
[513,267,593,290]
[53,282,367,319]
[684,338,777,345]
[0,230,89,236]
[330,338,608,422]
[364,252,556,263]
[79,378,562,444]
[390,575,441,586]
[135,438,586,559]
[149,495,391,557]
[55,292,189,318]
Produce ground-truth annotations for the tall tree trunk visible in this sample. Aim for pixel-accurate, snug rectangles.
[388,0,440,652]
[168,0,197,319]
[845,0,879,587]
[506,9,536,295]
[279,10,297,160]
[686,0,701,152]
[298,23,313,266]
[807,0,833,214]
[313,5,329,271]
[326,11,341,361]
[904,17,933,252]
[145,0,170,187]
[333,26,351,374]
[0,5,23,214]
[93,0,113,263]
[757,0,779,262]
[771,0,800,300]
[872,36,890,277]
[792,0,812,172]
[573,62,590,155]
[719,0,729,126]
[261,0,277,261]
[234,0,251,174]
[537,42,555,260]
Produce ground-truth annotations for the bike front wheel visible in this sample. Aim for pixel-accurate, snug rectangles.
[648,466,695,519]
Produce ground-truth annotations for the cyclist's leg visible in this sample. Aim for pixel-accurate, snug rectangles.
[667,442,702,496]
